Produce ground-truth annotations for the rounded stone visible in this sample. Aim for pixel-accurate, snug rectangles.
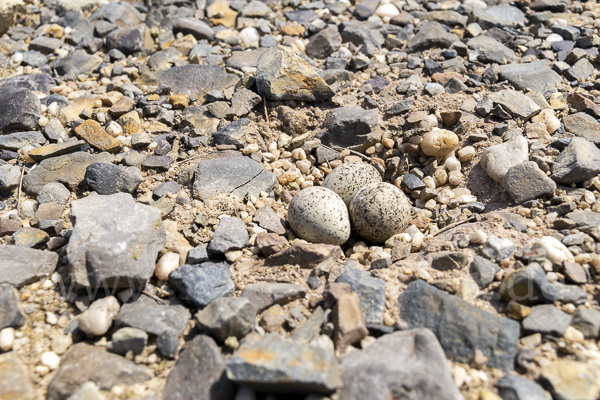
[37,182,71,206]
[155,252,181,281]
[349,182,412,243]
[322,162,382,206]
[288,186,351,245]
[421,129,459,157]
[77,296,120,337]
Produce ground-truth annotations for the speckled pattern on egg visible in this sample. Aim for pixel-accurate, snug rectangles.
[288,186,351,245]
[349,182,412,243]
[322,162,382,206]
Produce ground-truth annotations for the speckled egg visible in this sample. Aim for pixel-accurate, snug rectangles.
[349,182,412,243]
[322,162,382,206]
[288,186,351,245]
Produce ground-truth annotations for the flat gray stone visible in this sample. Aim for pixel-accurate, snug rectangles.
[169,262,235,308]
[46,343,152,400]
[0,164,21,196]
[496,374,548,400]
[571,307,600,339]
[193,150,276,202]
[114,296,190,337]
[54,49,103,80]
[474,4,525,29]
[499,61,562,92]
[253,205,285,235]
[470,256,500,288]
[0,283,25,331]
[502,161,556,204]
[84,162,142,195]
[147,65,240,100]
[226,48,268,70]
[337,262,386,326]
[564,210,600,228]
[339,329,462,400]
[317,106,380,151]
[406,21,459,52]
[552,137,600,184]
[226,333,342,393]
[487,90,541,120]
[195,297,256,341]
[480,135,528,183]
[0,131,46,151]
[208,216,249,255]
[66,193,165,289]
[467,35,517,63]
[522,304,572,336]
[0,246,58,288]
[241,283,306,312]
[163,335,235,400]
[562,113,600,146]
[399,280,520,370]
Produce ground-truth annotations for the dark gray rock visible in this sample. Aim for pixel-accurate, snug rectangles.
[231,89,261,117]
[29,36,63,54]
[105,24,152,55]
[317,106,380,151]
[207,216,249,255]
[156,328,179,358]
[142,155,174,170]
[0,283,25,330]
[501,213,529,233]
[564,210,600,228]
[163,335,235,400]
[111,327,148,355]
[0,164,21,196]
[169,262,235,308]
[496,373,548,400]
[565,58,594,81]
[0,88,41,133]
[0,73,56,95]
[473,4,525,29]
[195,297,256,341]
[467,35,517,64]
[148,47,181,71]
[212,118,250,148]
[84,162,141,195]
[241,283,306,312]
[153,181,180,198]
[562,114,600,146]
[20,50,47,67]
[24,152,113,194]
[46,343,152,400]
[552,137,600,183]
[0,246,58,288]
[151,65,240,99]
[399,280,520,370]
[66,193,165,289]
[187,244,209,264]
[387,99,413,115]
[339,329,462,400]
[36,182,70,206]
[470,256,500,288]
[571,307,600,338]
[286,9,318,23]
[226,333,342,393]
[54,49,103,80]
[193,151,276,202]
[549,281,587,305]
[431,251,469,271]
[43,118,68,143]
[406,22,459,52]
[522,304,572,336]
[172,18,215,41]
[499,263,554,306]
[13,227,49,248]
[256,45,334,101]
[337,262,385,326]
[0,131,46,151]
[502,161,556,204]
[305,28,342,59]
[114,296,190,338]
[482,235,516,262]
[319,69,355,85]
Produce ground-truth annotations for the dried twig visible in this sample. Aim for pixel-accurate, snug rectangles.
[17,166,25,218]
[432,216,476,237]
[173,154,202,166]
[263,95,269,123]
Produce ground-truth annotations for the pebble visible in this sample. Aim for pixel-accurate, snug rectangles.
[77,296,120,336]
[537,236,575,264]
[155,252,181,281]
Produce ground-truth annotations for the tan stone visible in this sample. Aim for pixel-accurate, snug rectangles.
[265,243,342,268]
[0,352,36,400]
[169,94,189,110]
[281,22,305,36]
[255,232,288,257]
[101,92,123,106]
[259,304,286,332]
[58,95,99,124]
[421,129,459,157]
[332,293,368,351]
[74,120,120,153]
[116,111,142,135]
[207,0,238,28]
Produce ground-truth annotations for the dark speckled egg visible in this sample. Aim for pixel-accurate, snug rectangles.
[288,186,351,245]
[322,162,382,207]
[349,182,412,243]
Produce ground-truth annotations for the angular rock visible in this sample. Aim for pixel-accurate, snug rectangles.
[502,161,556,203]
[565,58,594,81]
[13,227,49,248]
[163,335,235,400]
[431,251,469,271]
[499,61,562,92]
[253,205,285,235]
[339,329,463,400]
[111,327,148,355]
[562,114,600,146]
[473,4,525,29]
[212,118,250,148]
[406,22,459,52]
[256,45,334,101]
[67,193,165,289]
[207,216,249,255]
[332,292,368,350]
[114,296,190,338]
[552,137,600,184]
[480,135,528,183]
[0,131,46,151]
[470,256,500,288]
[337,262,386,326]
[226,333,342,393]
[196,297,256,341]
[539,359,600,400]
[265,243,342,268]
[23,152,113,194]
[488,90,541,120]
[467,35,517,63]
[0,164,20,195]
[75,120,120,153]
[193,151,276,201]
[399,280,520,370]
[522,304,572,336]
[241,283,306,312]
[0,283,25,331]
[255,232,288,257]
[173,18,215,41]
[84,162,141,195]
[0,352,36,400]
[105,24,153,55]
[571,307,600,339]
[147,65,240,100]
[306,28,342,59]
[317,106,380,151]
[0,73,56,95]
[29,140,87,161]
[0,246,58,288]
[0,87,41,132]
[46,343,152,400]
[231,90,261,117]
[54,49,103,80]
[169,262,235,308]
[496,374,548,400]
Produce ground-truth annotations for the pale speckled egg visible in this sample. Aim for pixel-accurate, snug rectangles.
[288,186,351,245]
[322,162,382,206]
[349,182,412,243]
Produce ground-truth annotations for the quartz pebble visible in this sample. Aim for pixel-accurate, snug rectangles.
[77,296,120,336]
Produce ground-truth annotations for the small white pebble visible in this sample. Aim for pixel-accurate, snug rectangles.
[155,252,181,281]
[41,351,61,370]
[457,146,475,162]
[0,327,15,351]
[444,156,461,171]
[45,312,58,326]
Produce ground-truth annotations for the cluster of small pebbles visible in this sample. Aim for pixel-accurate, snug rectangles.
[1,0,600,398]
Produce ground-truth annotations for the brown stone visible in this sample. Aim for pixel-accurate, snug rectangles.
[525,122,552,144]
[281,22,305,36]
[116,111,142,135]
[30,203,63,226]
[101,91,123,106]
[431,72,465,85]
[562,261,588,284]
[440,110,462,127]
[332,293,368,351]
[324,282,351,304]
[108,96,136,117]
[265,243,342,268]
[58,95,99,124]
[276,105,309,136]
[255,232,289,257]
[567,93,594,113]
[169,94,189,109]
[0,352,36,400]
[75,120,120,153]
[207,0,237,28]
[0,217,22,236]
[259,304,286,332]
